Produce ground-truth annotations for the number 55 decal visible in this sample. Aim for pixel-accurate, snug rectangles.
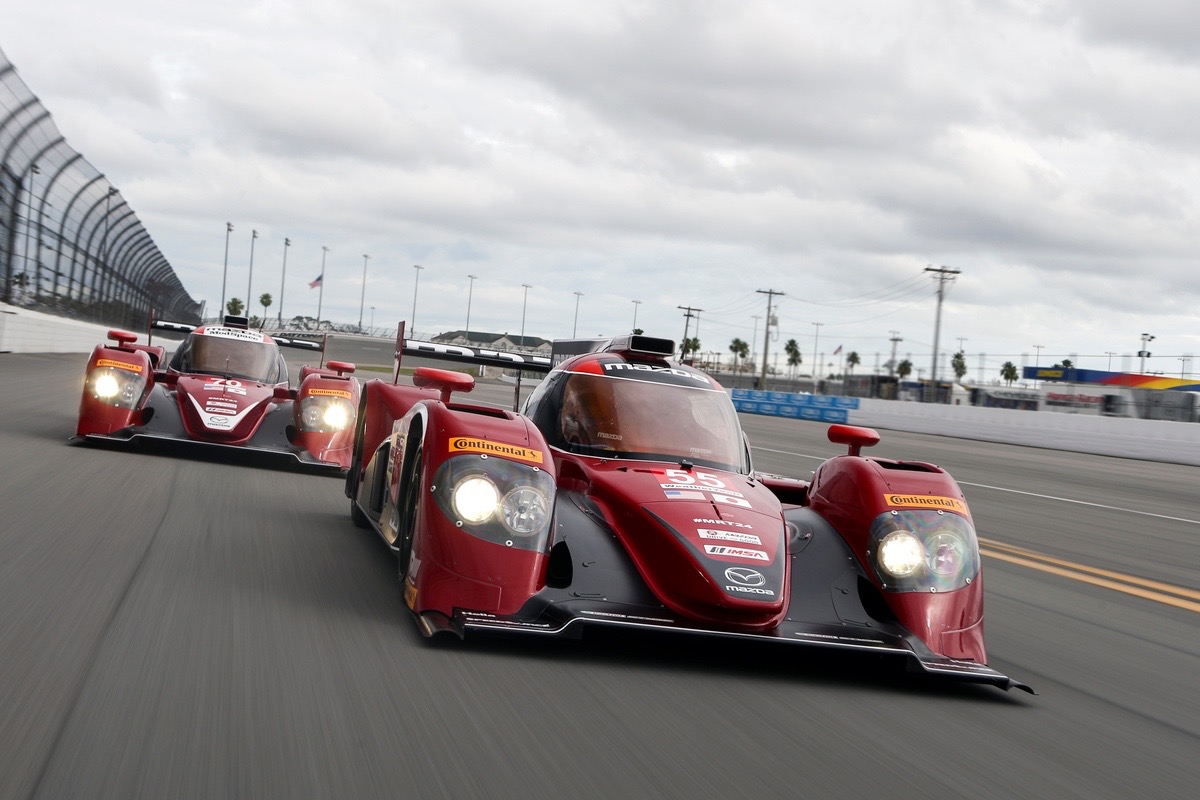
[663,469,726,489]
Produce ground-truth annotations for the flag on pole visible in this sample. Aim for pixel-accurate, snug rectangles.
[308,274,323,289]
[833,344,843,356]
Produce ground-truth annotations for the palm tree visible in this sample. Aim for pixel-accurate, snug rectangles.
[952,350,968,381]
[258,293,273,329]
[226,297,245,316]
[729,338,749,372]
[897,359,913,380]
[783,339,801,376]
[845,351,860,375]
[681,337,701,360]
[1001,361,1019,386]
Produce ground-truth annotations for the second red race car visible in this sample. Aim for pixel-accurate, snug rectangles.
[346,325,1032,692]
[74,315,360,472]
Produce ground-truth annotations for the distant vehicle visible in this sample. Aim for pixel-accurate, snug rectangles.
[74,315,360,472]
[345,326,1031,692]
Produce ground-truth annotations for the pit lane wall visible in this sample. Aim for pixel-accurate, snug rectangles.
[732,388,1200,468]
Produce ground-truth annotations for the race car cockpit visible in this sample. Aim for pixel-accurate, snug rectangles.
[169,329,287,384]
[539,366,748,473]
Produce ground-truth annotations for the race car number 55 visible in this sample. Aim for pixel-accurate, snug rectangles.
[662,469,726,489]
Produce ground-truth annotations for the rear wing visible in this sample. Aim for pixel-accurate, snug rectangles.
[391,321,552,384]
[149,319,325,353]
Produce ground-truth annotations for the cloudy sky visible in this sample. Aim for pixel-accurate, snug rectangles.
[4,0,1200,380]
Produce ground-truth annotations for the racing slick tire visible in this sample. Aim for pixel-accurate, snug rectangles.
[396,440,422,587]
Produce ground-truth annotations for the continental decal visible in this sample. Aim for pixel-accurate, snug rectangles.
[884,494,968,515]
[307,388,352,399]
[96,358,142,373]
[449,437,544,464]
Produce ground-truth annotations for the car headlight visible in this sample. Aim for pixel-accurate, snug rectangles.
[500,486,550,536]
[453,475,500,523]
[878,530,924,578]
[87,367,143,409]
[298,396,354,433]
[868,509,980,592]
[433,453,555,551]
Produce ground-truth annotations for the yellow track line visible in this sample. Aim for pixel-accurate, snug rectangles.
[979,539,1200,613]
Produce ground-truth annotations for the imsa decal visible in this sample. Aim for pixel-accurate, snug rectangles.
[884,494,968,515]
[704,544,769,561]
[449,437,544,464]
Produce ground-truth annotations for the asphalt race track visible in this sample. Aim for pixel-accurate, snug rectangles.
[2,352,1197,799]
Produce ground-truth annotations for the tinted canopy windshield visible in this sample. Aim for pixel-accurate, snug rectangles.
[557,371,746,472]
[176,331,282,383]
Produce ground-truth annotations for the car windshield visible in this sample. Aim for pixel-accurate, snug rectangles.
[557,372,746,472]
[182,332,281,383]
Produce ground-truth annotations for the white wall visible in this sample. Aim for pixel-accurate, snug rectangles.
[7,304,1198,467]
[847,397,1200,467]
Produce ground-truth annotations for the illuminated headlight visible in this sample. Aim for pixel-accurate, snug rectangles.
[87,368,142,408]
[322,402,351,431]
[868,509,981,592]
[878,530,924,578]
[298,396,354,433]
[452,475,500,523]
[500,486,550,536]
[433,454,556,552]
[94,373,121,399]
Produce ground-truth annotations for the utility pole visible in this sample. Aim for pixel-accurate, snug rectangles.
[677,305,703,360]
[757,289,783,390]
[924,265,960,402]
[888,330,902,376]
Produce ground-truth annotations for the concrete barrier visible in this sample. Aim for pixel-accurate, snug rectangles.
[7,305,1199,467]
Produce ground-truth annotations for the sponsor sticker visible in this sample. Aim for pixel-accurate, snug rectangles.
[203,327,267,342]
[698,529,762,545]
[660,482,744,498]
[884,494,968,515]
[693,517,754,530]
[705,544,769,561]
[449,436,544,464]
[664,489,705,501]
[206,415,234,429]
[96,358,142,373]
[307,387,352,399]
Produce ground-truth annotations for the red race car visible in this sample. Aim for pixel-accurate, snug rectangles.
[74,315,360,472]
[347,326,1031,692]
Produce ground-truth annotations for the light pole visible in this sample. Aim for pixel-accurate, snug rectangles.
[812,322,823,392]
[411,264,424,333]
[1138,333,1155,374]
[220,222,233,317]
[465,274,478,338]
[1032,344,1044,388]
[358,254,371,332]
[632,299,641,332]
[572,291,584,337]
[277,237,290,326]
[316,246,328,327]
[370,306,375,330]
[519,284,532,347]
[245,229,258,316]
[1105,351,1116,371]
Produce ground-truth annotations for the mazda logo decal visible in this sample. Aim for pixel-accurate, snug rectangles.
[725,567,765,586]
